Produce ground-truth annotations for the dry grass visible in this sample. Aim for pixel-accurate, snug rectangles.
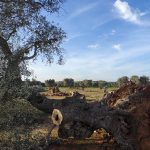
[43,87,117,101]
[0,99,49,149]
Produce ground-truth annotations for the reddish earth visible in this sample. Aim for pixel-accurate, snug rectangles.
[105,83,150,150]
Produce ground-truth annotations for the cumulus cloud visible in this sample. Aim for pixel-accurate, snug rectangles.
[113,44,121,51]
[113,0,145,25]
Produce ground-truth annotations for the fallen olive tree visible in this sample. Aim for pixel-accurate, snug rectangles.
[26,82,150,150]
[28,92,137,150]
[52,104,137,150]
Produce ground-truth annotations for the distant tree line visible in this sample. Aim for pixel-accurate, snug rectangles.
[117,75,149,87]
[24,75,150,89]
[44,78,117,88]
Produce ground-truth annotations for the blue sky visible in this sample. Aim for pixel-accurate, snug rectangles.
[29,0,150,82]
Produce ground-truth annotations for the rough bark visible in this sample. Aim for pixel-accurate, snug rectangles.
[0,36,22,101]
[0,36,12,59]
[52,103,135,149]
[104,83,150,150]
[28,84,150,150]
[28,93,136,150]
[0,59,21,101]
[27,92,86,113]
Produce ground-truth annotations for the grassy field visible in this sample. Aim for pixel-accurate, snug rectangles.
[44,87,117,101]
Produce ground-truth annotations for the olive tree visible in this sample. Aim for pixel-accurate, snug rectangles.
[139,76,149,85]
[63,78,74,87]
[117,76,129,87]
[0,0,66,101]
[45,79,55,87]
[130,75,139,84]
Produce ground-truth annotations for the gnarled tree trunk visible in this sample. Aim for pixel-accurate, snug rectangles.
[51,102,136,150]
[28,84,150,150]
[0,36,22,102]
[0,59,21,101]
[28,93,137,150]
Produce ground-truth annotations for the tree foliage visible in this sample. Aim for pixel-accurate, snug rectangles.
[0,49,7,79]
[45,79,55,87]
[139,76,149,85]
[117,76,129,87]
[0,0,66,101]
[130,75,139,84]
[83,80,92,87]
[0,0,66,64]
[92,81,99,87]
[63,78,74,87]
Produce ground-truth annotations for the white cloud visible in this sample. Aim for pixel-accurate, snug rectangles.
[65,33,84,42]
[92,16,113,30]
[29,45,150,82]
[88,44,99,49]
[139,12,148,17]
[113,44,121,51]
[111,29,116,35]
[113,0,144,25]
[69,2,98,19]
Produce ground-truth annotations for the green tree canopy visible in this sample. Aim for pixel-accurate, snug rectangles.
[139,76,149,85]
[130,75,139,84]
[92,81,99,87]
[83,80,92,87]
[45,79,55,87]
[98,80,107,88]
[63,78,74,87]
[0,0,66,101]
[117,76,129,87]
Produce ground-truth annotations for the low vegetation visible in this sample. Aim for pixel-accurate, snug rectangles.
[0,98,48,149]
